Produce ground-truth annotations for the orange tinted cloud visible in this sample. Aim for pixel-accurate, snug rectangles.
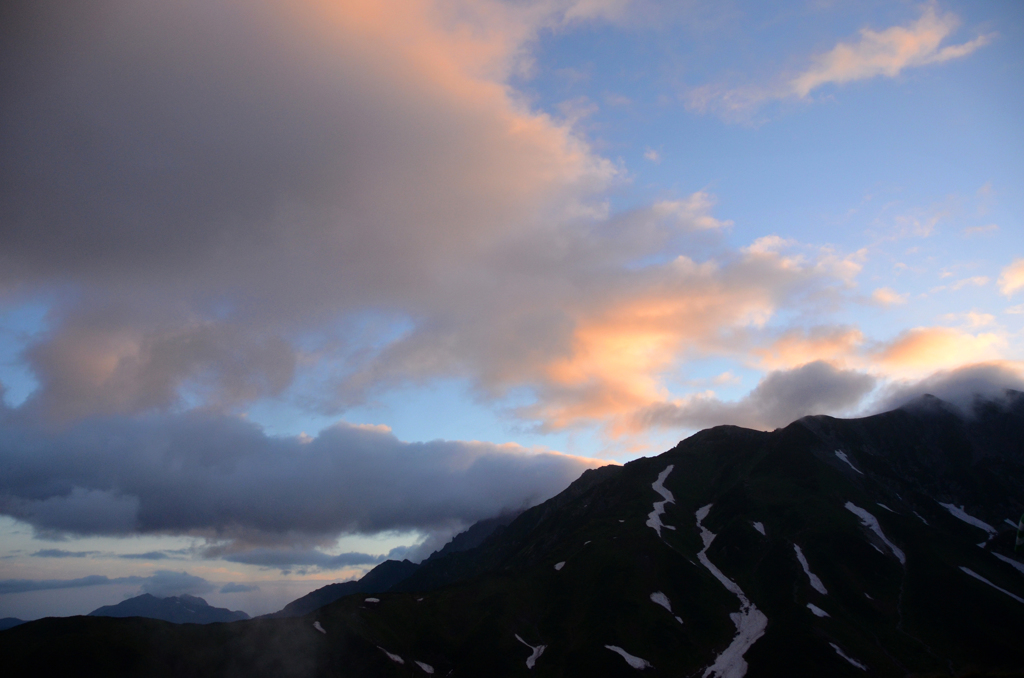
[998,258,1024,296]
[873,327,1007,374]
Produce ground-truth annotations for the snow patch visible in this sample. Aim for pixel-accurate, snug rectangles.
[845,502,905,565]
[829,643,867,671]
[834,450,863,475]
[913,511,929,526]
[877,503,896,513]
[554,561,565,571]
[646,465,675,538]
[1005,518,1019,529]
[695,504,768,678]
[751,522,765,536]
[378,647,404,664]
[415,661,435,674]
[960,567,1024,604]
[794,544,828,595]
[515,634,546,669]
[364,597,380,603]
[605,645,652,670]
[939,503,996,535]
[584,540,591,545]
[864,593,873,600]
[806,603,829,618]
[313,621,326,634]
[650,591,672,613]
[993,553,1024,576]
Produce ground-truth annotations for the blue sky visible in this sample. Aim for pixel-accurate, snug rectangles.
[0,0,1021,619]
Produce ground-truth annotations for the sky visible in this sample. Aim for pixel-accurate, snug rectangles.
[1,0,1022,620]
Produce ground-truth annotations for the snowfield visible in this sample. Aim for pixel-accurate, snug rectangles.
[845,502,905,565]
[377,647,404,664]
[695,504,768,678]
[515,634,546,669]
[793,544,828,595]
[646,465,676,538]
[834,450,863,475]
[960,567,1024,604]
[939,503,997,535]
[806,603,829,618]
[605,645,652,669]
[830,643,867,670]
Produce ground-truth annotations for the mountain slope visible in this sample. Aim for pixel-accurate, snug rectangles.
[88,594,249,624]
[2,393,1023,676]
[266,559,420,619]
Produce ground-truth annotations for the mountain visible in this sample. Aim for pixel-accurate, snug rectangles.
[266,559,420,619]
[0,618,25,631]
[2,392,1023,676]
[265,510,522,618]
[88,594,249,624]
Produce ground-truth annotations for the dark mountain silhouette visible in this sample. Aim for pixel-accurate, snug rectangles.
[265,509,522,619]
[3,391,1023,676]
[265,559,419,619]
[0,618,25,631]
[88,593,249,624]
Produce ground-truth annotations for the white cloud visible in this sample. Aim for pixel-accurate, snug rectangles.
[999,259,1024,296]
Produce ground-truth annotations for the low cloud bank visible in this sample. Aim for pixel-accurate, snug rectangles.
[0,408,605,546]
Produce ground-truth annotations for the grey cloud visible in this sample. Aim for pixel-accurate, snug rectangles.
[139,570,214,598]
[0,575,144,595]
[219,549,383,572]
[118,551,171,560]
[0,407,603,543]
[220,582,260,594]
[638,361,877,431]
[31,549,97,558]
[871,362,1024,415]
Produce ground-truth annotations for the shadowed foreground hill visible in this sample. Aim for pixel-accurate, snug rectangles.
[2,392,1023,677]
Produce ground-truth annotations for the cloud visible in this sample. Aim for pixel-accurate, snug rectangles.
[872,362,1024,414]
[872,327,1007,375]
[217,548,384,572]
[138,571,215,598]
[220,582,260,594]
[118,552,171,560]
[689,5,990,118]
[0,575,145,595]
[644,148,661,163]
[31,549,97,558]
[789,5,990,98]
[637,361,876,431]
[871,287,908,306]
[963,224,998,237]
[0,407,605,544]
[999,259,1024,296]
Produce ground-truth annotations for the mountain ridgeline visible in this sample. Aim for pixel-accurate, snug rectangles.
[88,594,249,624]
[2,392,1023,677]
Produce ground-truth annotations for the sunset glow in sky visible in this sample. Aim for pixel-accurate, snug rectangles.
[1,0,1022,618]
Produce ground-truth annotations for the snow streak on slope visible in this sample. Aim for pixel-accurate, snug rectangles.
[751,522,765,536]
[415,661,435,674]
[793,544,828,595]
[605,645,652,669]
[515,634,546,669]
[939,503,997,535]
[695,504,768,678]
[960,567,1024,604]
[554,561,565,571]
[992,553,1024,576]
[845,502,905,565]
[313,621,326,634]
[830,643,867,670]
[834,450,863,475]
[646,465,675,538]
[651,591,684,623]
[378,647,404,664]
[806,603,829,618]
